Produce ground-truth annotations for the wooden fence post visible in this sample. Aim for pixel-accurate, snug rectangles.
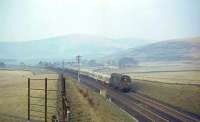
[28,78,30,121]
[45,78,47,122]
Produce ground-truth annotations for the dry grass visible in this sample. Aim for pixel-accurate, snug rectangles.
[0,70,58,122]
[134,80,200,115]
[66,78,99,122]
[66,77,137,122]
[129,71,200,84]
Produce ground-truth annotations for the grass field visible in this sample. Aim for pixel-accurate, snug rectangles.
[0,69,58,122]
[133,80,200,115]
[129,70,200,84]
[66,77,137,122]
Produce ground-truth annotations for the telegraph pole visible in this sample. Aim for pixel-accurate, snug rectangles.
[62,60,65,72]
[76,55,81,82]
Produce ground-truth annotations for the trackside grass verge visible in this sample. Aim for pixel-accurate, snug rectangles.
[66,77,137,122]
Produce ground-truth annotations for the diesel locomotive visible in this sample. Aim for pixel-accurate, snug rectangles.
[109,73,132,92]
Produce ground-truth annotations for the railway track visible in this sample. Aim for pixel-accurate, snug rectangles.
[108,88,169,122]
[80,78,156,122]
[127,93,200,122]
[63,71,200,122]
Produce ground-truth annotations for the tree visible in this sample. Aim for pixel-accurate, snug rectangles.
[106,60,117,66]
[88,59,97,67]
[38,61,43,66]
[20,62,25,66]
[118,57,138,68]
[0,62,6,68]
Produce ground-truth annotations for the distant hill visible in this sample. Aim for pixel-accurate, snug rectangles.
[0,34,152,63]
[106,37,200,63]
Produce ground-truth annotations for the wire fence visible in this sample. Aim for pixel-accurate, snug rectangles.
[27,74,70,122]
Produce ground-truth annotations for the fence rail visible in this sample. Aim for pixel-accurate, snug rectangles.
[27,74,70,122]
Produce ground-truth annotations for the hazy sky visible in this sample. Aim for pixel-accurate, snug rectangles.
[0,0,200,42]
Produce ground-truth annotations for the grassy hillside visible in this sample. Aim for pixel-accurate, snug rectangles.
[106,37,200,63]
[0,34,151,62]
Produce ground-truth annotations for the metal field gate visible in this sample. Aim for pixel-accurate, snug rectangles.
[27,74,70,122]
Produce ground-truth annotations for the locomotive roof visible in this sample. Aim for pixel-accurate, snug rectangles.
[111,73,123,76]
[111,73,130,77]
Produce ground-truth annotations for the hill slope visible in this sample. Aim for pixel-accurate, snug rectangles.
[0,34,151,62]
[107,37,200,63]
